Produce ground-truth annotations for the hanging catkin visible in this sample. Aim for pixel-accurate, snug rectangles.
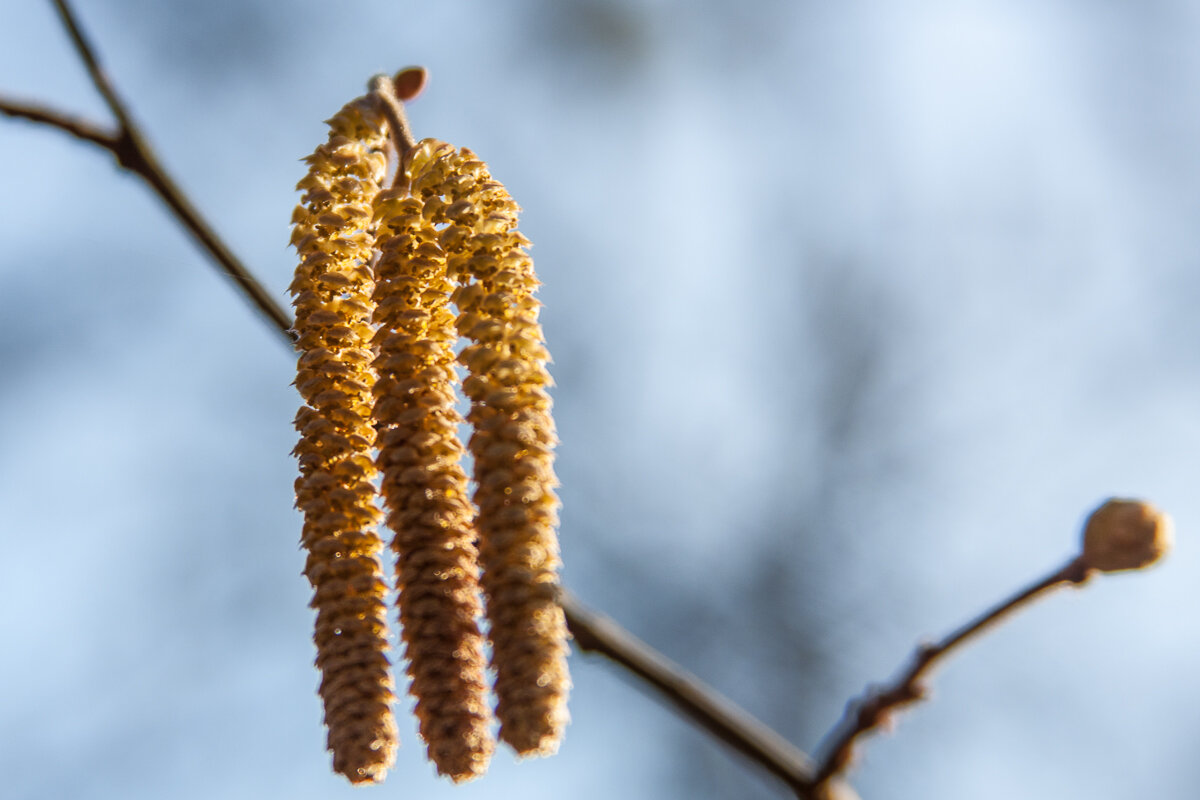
[289,94,398,784]
[370,139,494,780]
[420,142,571,757]
[290,72,570,783]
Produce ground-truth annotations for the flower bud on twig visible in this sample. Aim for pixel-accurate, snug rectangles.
[1081,498,1173,574]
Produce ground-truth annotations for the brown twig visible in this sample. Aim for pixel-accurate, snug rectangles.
[0,97,117,149]
[50,0,129,131]
[0,0,296,341]
[561,591,818,797]
[810,556,1093,790]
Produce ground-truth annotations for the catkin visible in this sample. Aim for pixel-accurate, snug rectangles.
[370,139,495,781]
[411,141,570,756]
[289,95,397,784]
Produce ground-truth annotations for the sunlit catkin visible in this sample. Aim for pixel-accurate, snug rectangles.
[369,140,494,780]
[289,95,397,784]
[412,142,570,756]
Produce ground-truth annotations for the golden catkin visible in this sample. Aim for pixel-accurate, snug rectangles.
[369,139,494,781]
[412,141,570,756]
[289,95,398,784]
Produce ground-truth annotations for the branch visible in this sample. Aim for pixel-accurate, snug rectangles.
[1,0,297,341]
[810,557,1092,789]
[50,0,134,133]
[561,591,819,797]
[0,98,117,149]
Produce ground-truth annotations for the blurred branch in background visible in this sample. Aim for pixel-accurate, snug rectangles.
[0,2,1172,799]
[566,593,818,795]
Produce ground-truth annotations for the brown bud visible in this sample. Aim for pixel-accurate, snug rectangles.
[1081,498,1173,573]
[393,66,429,102]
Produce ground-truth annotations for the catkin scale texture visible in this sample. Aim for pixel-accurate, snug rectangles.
[290,96,397,784]
[370,145,495,781]
[413,141,570,756]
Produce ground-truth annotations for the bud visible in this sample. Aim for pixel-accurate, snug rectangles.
[1081,498,1173,573]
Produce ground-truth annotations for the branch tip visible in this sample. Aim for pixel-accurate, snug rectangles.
[52,0,132,131]
[811,547,1098,789]
[1080,498,1172,574]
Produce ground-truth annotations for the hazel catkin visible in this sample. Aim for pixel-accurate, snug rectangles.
[290,86,572,781]
[290,94,397,784]
[408,141,570,757]
[370,145,495,781]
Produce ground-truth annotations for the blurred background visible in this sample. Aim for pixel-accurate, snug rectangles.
[2,1,1199,798]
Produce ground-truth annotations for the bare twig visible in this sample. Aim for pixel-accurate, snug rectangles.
[50,0,130,131]
[561,591,818,796]
[0,98,117,148]
[810,556,1092,790]
[0,0,297,341]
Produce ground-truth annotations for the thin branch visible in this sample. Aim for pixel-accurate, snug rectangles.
[51,0,133,132]
[810,556,1093,789]
[0,98,117,149]
[561,591,817,797]
[115,135,297,341]
[21,0,297,341]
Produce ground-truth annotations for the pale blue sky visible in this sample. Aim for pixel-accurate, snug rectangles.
[2,2,1199,799]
